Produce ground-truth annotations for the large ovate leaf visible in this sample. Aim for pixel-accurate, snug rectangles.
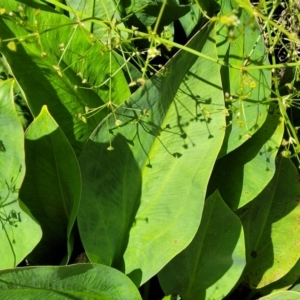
[78,23,225,286]
[208,103,284,210]
[236,157,300,289]
[0,79,41,269]
[158,191,246,300]
[216,0,271,157]
[19,105,81,265]
[0,0,130,154]
[0,264,142,300]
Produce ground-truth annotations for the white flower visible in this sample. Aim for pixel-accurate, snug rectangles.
[115,119,122,126]
[220,14,240,27]
[147,47,161,59]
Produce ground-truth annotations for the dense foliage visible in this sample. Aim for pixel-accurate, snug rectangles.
[1,0,300,299]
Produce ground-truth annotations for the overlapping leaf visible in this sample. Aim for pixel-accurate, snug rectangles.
[0,0,130,154]
[216,0,271,157]
[19,106,81,265]
[78,23,225,286]
[0,264,142,300]
[237,158,300,288]
[0,79,41,269]
[158,191,246,300]
[208,103,284,210]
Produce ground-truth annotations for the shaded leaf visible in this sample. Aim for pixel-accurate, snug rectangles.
[216,0,271,156]
[0,0,130,154]
[178,3,202,37]
[208,103,284,210]
[158,191,246,300]
[78,23,225,286]
[19,106,81,265]
[0,53,33,129]
[237,158,300,288]
[133,0,190,28]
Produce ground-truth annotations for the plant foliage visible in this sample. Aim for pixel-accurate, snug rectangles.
[0,0,300,299]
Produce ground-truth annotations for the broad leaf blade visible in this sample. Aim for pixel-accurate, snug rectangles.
[78,23,225,286]
[237,157,300,288]
[0,79,41,269]
[208,103,284,209]
[158,191,246,300]
[0,1,130,154]
[216,0,271,156]
[20,106,81,265]
[0,264,142,300]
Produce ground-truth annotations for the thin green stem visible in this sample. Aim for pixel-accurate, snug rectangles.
[45,0,76,15]
[262,0,300,162]
[58,24,78,66]
[116,25,300,71]
[237,0,300,45]
[109,28,112,102]
[45,0,300,73]
[54,0,64,13]
[194,0,212,20]
[153,0,167,34]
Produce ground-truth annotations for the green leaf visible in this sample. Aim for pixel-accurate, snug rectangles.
[0,263,142,300]
[0,0,130,154]
[78,23,225,286]
[196,0,220,17]
[132,0,190,28]
[291,282,300,292]
[0,79,41,269]
[158,191,246,300]
[66,0,142,87]
[237,158,300,289]
[216,0,271,157]
[208,103,284,210]
[178,3,202,37]
[67,0,124,36]
[19,105,81,265]
[0,54,33,129]
[259,291,300,300]
[258,258,300,295]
